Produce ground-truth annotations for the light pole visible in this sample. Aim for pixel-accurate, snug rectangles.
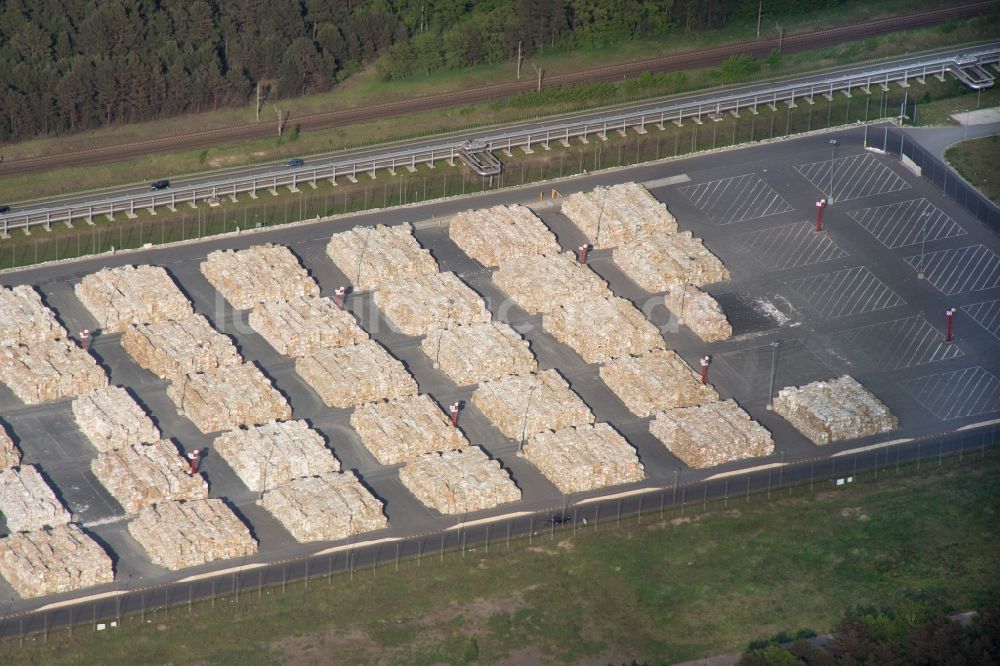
[433,298,454,369]
[828,138,838,203]
[766,341,780,410]
[917,210,931,279]
[594,187,609,247]
[518,383,539,454]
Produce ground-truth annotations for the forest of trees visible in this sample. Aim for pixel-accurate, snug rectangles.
[0,0,851,143]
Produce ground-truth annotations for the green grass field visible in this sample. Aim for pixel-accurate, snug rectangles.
[946,135,1000,206]
[5,451,997,665]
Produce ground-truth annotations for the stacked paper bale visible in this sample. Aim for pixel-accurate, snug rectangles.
[167,363,292,433]
[664,284,733,342]
[91,440,208,514]
[0,339,108,404]
[561,183,678,248]
[420,322,537,386]
[0,421,20,468]
[493,252,611,315]
[0,285,65,346]
[351,394,469,465]
[523,423,645,493]
[374,272,491,337]
[0,524,114,598]
[0,465,71,532]
[449,205,561,266]
[259,472,386,542]
[613,231,731,293]
[650,400,774,468]
[326,223,438,291]
[295,341,418,408]
[772,375,898,445]
[600,349,719,418]
[543,296,664,364]
[472,370,594,440]
[201,244,320,310]
[248,295,369,357]
[122,314,242,379]
[128,499,257,570]
[72,386,161,453]
[75,265,193,332]
[214,420,340,493]
[399,447,520,514]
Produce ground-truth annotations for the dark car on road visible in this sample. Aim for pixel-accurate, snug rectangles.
[286,158,304,168]
[150,179,170,190]
[0,204,9,213]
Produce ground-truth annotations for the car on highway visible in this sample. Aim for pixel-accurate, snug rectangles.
[286,158,304,168]
[150,179,170,190]
[0,204,9,214]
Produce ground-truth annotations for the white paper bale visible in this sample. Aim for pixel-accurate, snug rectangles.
[374,271,491,337]
[449,205,560,267]
[74,265,193,332]
[295,341,418,408]
[613,231,731,293]
[201,244,319,310]
[128,499,257,570]
[121,314,242,379]
[493,252,611,315]
[420,322,537,386]
[0,421,20,469]
[399,447,521,515]
[351,394,469,465]
[543,296,664,364]
[600,349,719,417]
[772,375,898,445]
[561,183,678,248]
[0,339,108,404]
[0,465,72,533]
[326,223,439,291]
[91,440,208,514]
[258,472,387,542]
[214,420,341,492]
[167,363,292,433]
[664,284,732,342]
[248,296,369,357]
[72,386,161,452]
[0,524,114,598]
[0,285,66,346]
[523,423,645,494]
[472,370,594,440]
[650,400,774,468]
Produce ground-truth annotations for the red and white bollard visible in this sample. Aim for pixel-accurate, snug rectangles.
[577,244,590,264]
[449,402,460,427]
[334,286,346,310]
[699,355,711,385]
[186,450,201,476]
[79,329,90,351]
[815,198,827,232]
[945,308,956,343]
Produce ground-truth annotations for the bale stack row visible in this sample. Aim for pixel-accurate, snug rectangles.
[128,499,257,570]
[493,252,611,315]
[0,285,65,346]
[560,183,678,248]
[91,440,208,514]
[200,244,319,310]
[523,424,645,494]
[449,205,561,267]
[248,295,368,357]
[351,394,469,465]
[612,231,730,293]
[0,524,114,598]
[664,284,732,342]
[0,339,107,404]
[772,375,898,446]
[122,314,242,379]
[599,349,719,418]
[399,447,520,514]
[258,472,387,542]
[374,271,491,337]
[420,322,537,386]
[650,400,775,468]
[543,296,664,364]
[0,465,72,533]
[213,420,340,493]
[295,341,418,409]
[326,223,438,292]
[472,370,594,440]
[72,386,161,452]
[75,265,193,332]
[167,363,292,433]
[0,421,21,469]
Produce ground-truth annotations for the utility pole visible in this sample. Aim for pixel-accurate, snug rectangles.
[530,62,543,92]
[775,22,784,53]
[271,103,286,136]
[517,41,523,80]
[256,82,262,121]
[757,1,763,39]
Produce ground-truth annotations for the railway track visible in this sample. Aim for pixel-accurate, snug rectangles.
[1,1,994,177]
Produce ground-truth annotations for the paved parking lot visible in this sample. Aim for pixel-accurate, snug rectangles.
[1,126,998,610]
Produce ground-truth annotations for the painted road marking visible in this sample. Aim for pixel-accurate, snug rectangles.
[785,266,905,319]
[34,589,128,613]
[642,174,691,188]
[904,244,1000,295]
[900,366,1000,421]
[176,562,269,583]
[678,173,793,225]
[795,153,910,202]
[848,197,965,249]
[832,438,913,457]
[961,298,1000,341]
[738,220,848,271]
[313,537,402,557]
[839,314,964,371]
[447,511,534,530]
[704,462,786,480]
[957,418,1000,431]
[575,486,664,505]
